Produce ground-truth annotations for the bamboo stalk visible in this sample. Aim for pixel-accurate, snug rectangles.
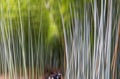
[111,18,120,79]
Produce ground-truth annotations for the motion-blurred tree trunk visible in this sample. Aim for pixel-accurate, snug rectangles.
[111,18,120,79]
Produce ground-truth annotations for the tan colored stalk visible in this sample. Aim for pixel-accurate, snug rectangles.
[111,18,120,79]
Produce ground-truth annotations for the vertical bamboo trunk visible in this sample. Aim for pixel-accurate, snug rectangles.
[111,18,120,79]
[64,47,66,76]
[61,35,66,76]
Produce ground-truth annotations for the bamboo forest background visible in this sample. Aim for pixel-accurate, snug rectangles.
[0,0,120,79]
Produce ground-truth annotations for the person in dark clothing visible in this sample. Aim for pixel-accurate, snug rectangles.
[48,72,63,79]
[44,67,63,79]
